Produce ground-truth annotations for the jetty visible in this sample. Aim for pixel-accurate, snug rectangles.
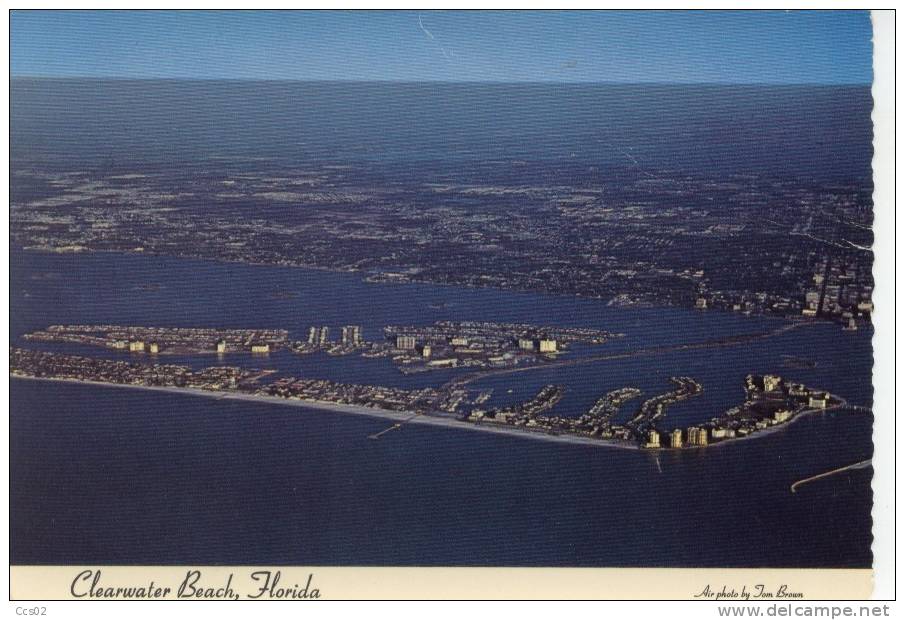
[790,459,873,493]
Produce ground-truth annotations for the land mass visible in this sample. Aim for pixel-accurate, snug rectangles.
[10,340,847,450]
[11,156,873,326]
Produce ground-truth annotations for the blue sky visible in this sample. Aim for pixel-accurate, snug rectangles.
[11,10,873,84]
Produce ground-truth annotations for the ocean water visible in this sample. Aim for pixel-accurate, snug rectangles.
[10,251,873,567]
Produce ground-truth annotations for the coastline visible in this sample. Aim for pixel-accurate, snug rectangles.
[694,398,847,451]
[10,375,848,451]
[9,375,639,450]
[14,246,841,325]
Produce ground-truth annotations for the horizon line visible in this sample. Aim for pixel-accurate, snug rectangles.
[9,75,873,88]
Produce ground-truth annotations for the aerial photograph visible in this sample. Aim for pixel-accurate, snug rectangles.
[10,10,876,581]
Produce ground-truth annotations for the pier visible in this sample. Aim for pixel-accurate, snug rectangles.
[367,413,421,440]
[790,459,872,493]
[368,424,402,440]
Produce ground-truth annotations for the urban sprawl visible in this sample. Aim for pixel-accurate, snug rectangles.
[10,158,865,449]
[11,318,840,450]
[11,159,873,327]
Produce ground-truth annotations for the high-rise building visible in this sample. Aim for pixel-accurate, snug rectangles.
[148,342,159,354]
[687,427,709,446]
[538,339,557,353]
[808,393,829,409]
[763,375,782,392]
[396,335,416,350]
[670,429,683,448]
[216,340,227,353]
[341,325,363,345]
[518,338,535,351]
[128,340,145,352]
[341,325,362,345]
[646,430,661,448]
[773,409,793,423]
[421,344,432,358]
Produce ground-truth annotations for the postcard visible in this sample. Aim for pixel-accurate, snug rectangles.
[7,8,894,604]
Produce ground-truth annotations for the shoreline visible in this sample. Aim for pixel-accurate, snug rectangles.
[14,246,846,326]
[9,375,640,450]
[694,398,847,450]
[10,375,849,451]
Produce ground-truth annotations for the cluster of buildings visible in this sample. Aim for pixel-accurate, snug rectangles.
[627,377,703,435]
[31,319,617,375]
[28,322,421,360]
[11,161,874,325]
[667,374,833,447]
[381,320,617,374]
[12,340,840,452]
[9,347,259,391]
[458,372,835,450]
[258,376,441,413]
[10,346,471,418]
[464,378,706,445]
[695,251,873,327]
[24,325,289,355]
[647,426,709,449]
[291,325,369,356]
[711,374,831,436]
[634,374,835,449]
[800,258,874,329]
[577,387,642,430]
[341,325,364,346]
[465,378,703,445]
[468,385,564,427]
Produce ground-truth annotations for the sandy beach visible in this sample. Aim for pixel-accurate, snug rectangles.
[10,375,640,450]
[11,375,846,451]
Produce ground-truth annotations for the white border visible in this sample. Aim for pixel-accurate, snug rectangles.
[869,8,895,603]
[2,4,897,614]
